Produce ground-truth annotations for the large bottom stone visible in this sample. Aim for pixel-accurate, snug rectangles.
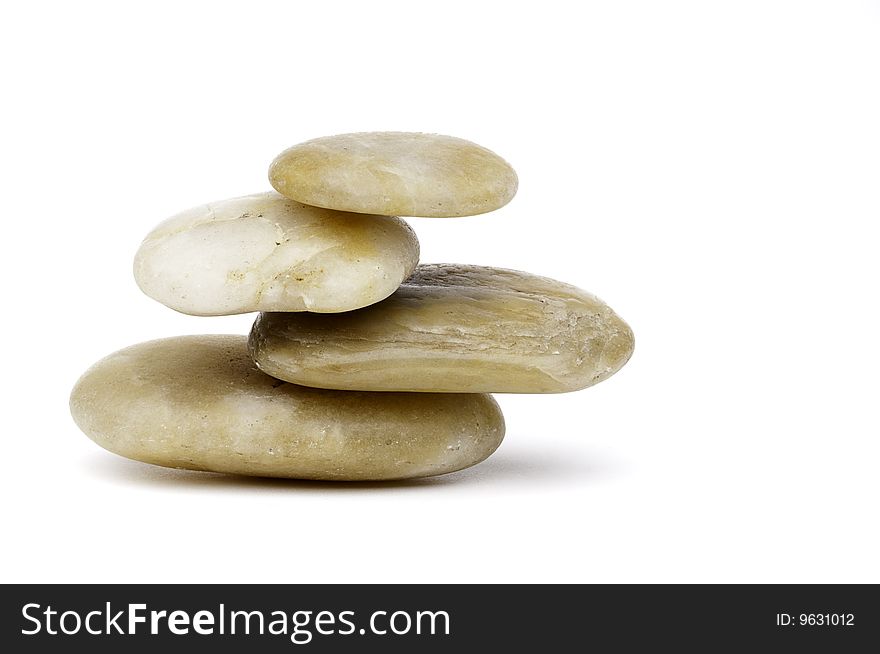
[70,335,504,481]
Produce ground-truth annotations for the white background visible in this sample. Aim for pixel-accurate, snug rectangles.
[2,1,878,583]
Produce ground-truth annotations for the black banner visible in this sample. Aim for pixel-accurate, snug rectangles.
[1,584,876,651]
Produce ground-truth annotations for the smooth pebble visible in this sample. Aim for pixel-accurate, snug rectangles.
[70,336,505,480]
[133,192,419,316]
[269,132,518,217]
[249,264,634,393]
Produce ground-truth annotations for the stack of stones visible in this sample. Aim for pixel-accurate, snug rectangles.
[70,133,634,481]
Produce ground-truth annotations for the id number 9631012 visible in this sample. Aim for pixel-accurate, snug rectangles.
[776,613,854,627]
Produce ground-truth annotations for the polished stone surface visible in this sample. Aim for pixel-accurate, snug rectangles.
[269,132,518,217]
[70,336,505,480]
[250,264,634,393]
[133,192,419,316]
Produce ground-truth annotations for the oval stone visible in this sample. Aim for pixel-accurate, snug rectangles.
[250,264,635,394]
[268,132,518,217]
[133,192,420,316]
[70,336,505,481]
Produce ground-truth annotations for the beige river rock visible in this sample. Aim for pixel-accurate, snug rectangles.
[133,192,419,316]
[269,132,518,217]
[70,336,505,480]
[250,264,634,393]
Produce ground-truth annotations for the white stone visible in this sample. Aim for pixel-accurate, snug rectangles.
[133,192,420,315]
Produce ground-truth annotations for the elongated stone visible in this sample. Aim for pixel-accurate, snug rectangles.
[250,264,635,394]
[269,132,518,217]
[70,336,504,481]
[133,192,419,316]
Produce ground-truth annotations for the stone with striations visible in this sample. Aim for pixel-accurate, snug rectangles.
[249,264,635,394]
[133,192,419,316]
[70,336,505,481]
[269,132,518,217]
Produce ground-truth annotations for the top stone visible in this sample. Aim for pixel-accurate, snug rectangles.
[268,132,518,217]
